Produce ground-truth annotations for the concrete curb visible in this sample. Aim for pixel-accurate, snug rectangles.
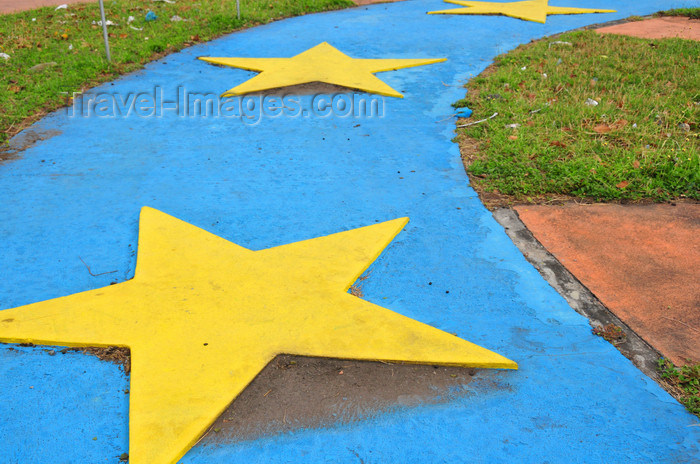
[492,208,663,379]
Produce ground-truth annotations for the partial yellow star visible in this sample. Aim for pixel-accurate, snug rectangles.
[199,42,446,98]
[0,207,516,464]
[428,0,616,23]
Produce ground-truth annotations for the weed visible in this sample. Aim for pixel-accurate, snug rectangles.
[654,8,700,20]
[452,98,470,108]
[658,358,700,417]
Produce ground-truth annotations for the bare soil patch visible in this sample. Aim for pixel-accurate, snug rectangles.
[202,354,509,443]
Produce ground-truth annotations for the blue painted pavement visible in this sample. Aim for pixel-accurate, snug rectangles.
[1,0,699,462]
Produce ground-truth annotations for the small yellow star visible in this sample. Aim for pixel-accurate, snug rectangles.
[0,207,516,464]
[200,42,446,98]
[428,0,616,23]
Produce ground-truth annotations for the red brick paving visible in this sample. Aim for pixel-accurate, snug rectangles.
[516,203,700,366]
[596,16,700,41]
[0,0,88,14]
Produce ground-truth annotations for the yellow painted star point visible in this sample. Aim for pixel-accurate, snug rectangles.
[199,42,446,98]
[0,207,516,464]
[428,0,615,23]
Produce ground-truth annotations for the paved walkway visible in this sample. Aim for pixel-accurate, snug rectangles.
[517,203,700,366]
[0,0,698,463]
[597,15,700,40]
[0,0,86,14]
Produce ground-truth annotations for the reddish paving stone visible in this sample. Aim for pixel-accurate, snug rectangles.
[515,203,700,366]
[0,0,88,14]
[597,16,700,41]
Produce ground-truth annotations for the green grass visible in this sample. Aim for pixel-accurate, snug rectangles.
[655,8,700,19]
[455,30,699,203]
[658,358,700,417]
[0,0,353,144]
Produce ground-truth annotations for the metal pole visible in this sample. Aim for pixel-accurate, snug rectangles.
[98,0,111,62]
[236,0,240,19]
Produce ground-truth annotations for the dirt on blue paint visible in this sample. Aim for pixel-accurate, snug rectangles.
[0,129,62,163]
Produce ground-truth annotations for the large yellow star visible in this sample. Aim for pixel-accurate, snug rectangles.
[199,42,446,98]
[0,207,516,464]
[428,0,616,23]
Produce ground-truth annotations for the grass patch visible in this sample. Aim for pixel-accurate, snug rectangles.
[655,8,700,20]
[0,0,353,145]
[455,30,699,204]
[658,358,700,417]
